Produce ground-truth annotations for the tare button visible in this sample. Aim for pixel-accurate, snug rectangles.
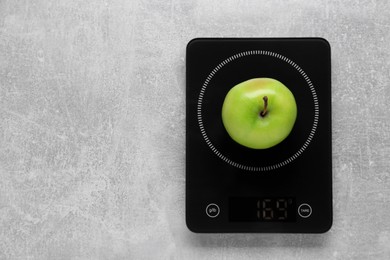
[298,203,312,218]
[206,203,220,218]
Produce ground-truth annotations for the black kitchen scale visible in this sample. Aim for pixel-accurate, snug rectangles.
[186,38,332,233]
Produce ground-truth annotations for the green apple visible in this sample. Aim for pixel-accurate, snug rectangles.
[221,78,297,149]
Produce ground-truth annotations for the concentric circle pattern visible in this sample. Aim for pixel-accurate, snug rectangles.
[197,50,319,171]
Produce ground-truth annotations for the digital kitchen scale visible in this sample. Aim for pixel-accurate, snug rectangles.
[186,38,332,233]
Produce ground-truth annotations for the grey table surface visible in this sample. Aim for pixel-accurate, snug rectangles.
[1,0,390,259]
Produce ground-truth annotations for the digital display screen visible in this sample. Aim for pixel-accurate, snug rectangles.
[229,197,296,222]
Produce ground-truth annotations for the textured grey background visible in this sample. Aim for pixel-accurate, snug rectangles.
[1,0,390,259]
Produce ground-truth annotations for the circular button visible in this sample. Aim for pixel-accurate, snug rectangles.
[298,203,312,218]
[206,203,220,218]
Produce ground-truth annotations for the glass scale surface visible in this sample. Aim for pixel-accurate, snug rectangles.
[186,38,332,233]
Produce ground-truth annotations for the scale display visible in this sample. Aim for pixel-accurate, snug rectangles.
[229,198,296,222]
[186,38,332,233]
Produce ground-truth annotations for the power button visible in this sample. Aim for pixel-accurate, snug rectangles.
[206,203,220,218]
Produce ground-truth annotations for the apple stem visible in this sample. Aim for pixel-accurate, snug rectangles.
[260,96,268,117]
